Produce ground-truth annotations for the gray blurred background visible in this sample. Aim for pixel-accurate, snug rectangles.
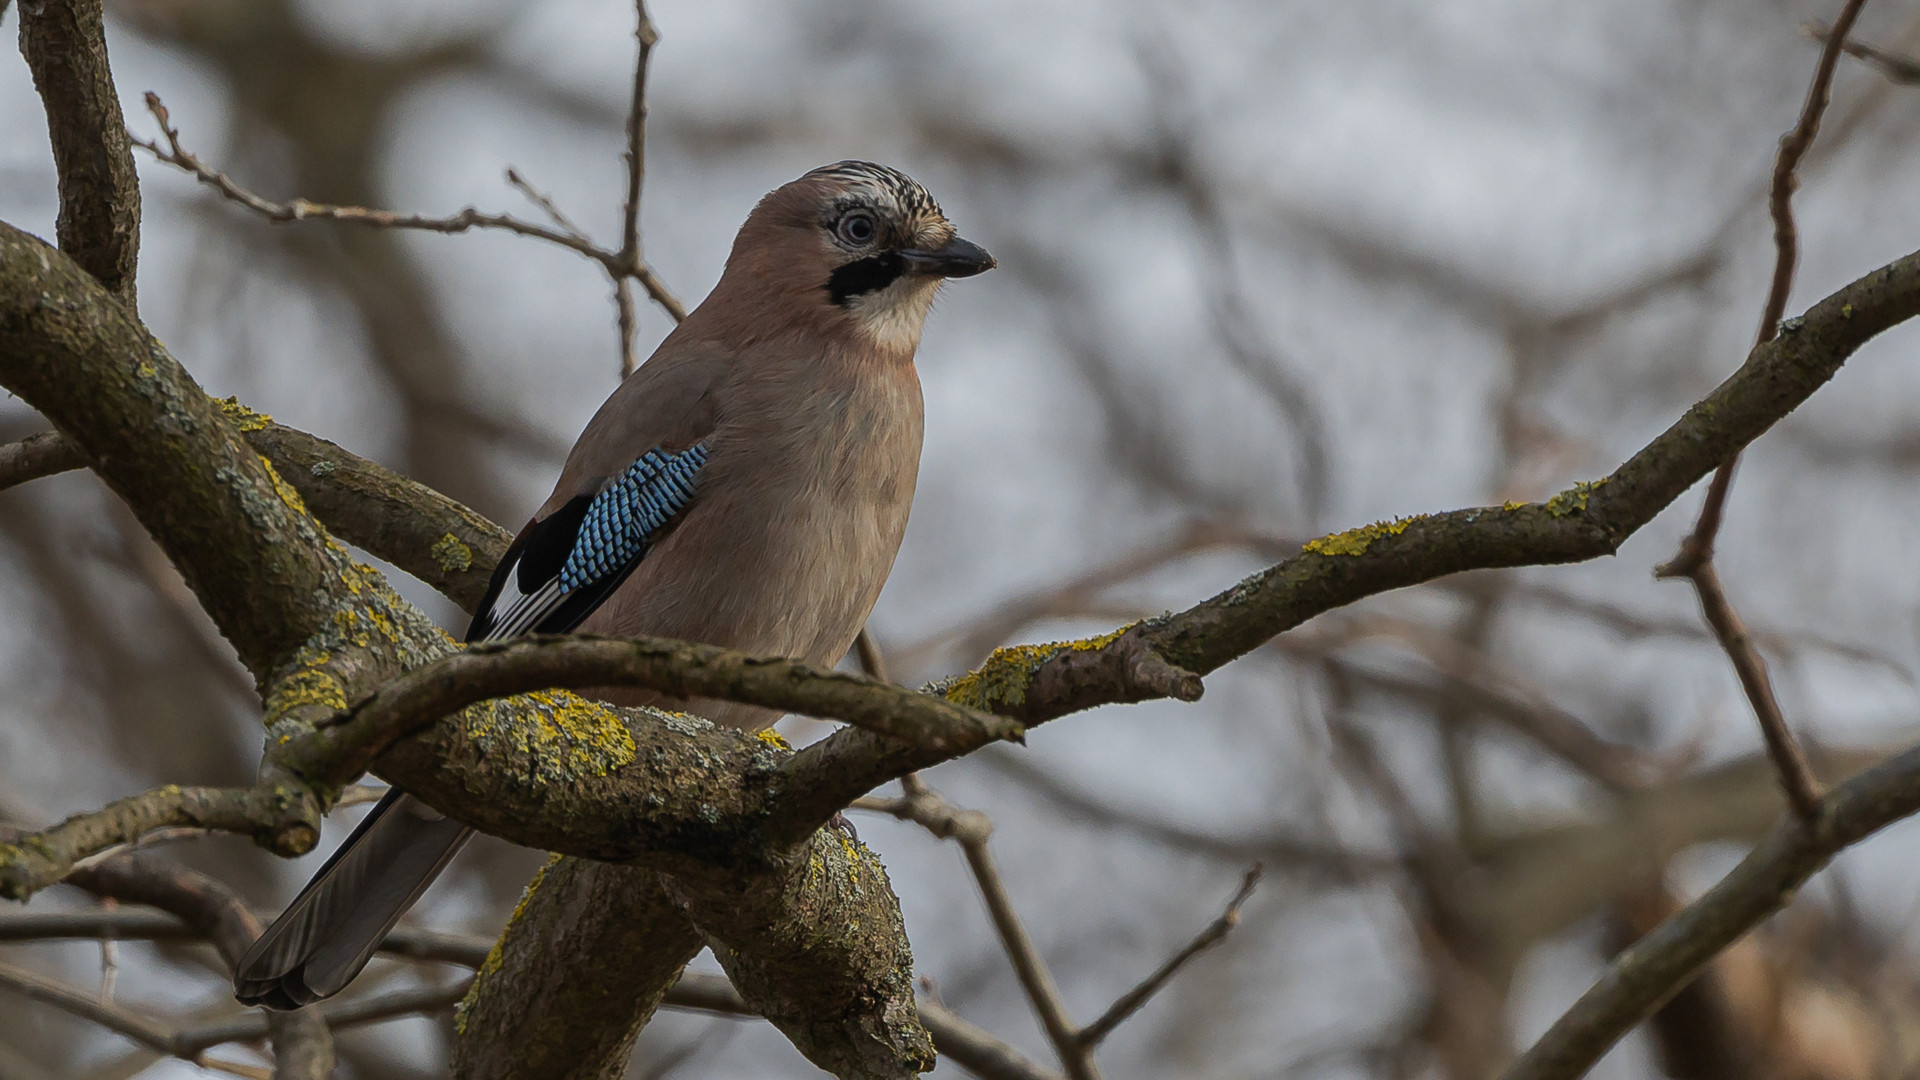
[7,0,1920,1077]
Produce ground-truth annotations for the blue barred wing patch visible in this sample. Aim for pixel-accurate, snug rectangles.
[472,443,707,642]
[558,445,708,592]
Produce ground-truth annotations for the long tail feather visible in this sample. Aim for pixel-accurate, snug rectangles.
[234,790,471,1009]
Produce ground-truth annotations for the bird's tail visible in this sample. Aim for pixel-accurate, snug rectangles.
[234,790,472,1009]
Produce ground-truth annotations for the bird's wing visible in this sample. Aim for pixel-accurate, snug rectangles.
[465,348,725,644]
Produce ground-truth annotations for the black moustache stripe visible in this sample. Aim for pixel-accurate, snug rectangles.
[825,252,906,306]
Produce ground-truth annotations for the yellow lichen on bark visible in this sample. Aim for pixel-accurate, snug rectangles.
[939,624,1131,711]
[457,852,563,1034]
[214,395,272,432]
[1302,517,1416,557]
[431,533,473,573]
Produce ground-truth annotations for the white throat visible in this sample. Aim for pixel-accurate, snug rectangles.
[845,275,941,353]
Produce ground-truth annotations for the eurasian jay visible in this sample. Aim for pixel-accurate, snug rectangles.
[234,161,995,1009]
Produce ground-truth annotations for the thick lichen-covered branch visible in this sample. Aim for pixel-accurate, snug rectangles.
[0,222,347,676]
[9,408,510,611]
[287,635,1021,789]
[677,828,934,1080]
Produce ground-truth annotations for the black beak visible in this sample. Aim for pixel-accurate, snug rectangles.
[899,236,996,278]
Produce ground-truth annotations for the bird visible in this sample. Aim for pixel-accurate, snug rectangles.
[233,160,994,1009]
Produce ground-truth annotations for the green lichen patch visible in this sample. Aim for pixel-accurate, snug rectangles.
[262,651,347,726]
[1303,517,1416,557]
[214,395,272,432]
[937,624,1130,711]
[430,533,473,574]
[463,689,637,782]
[1546,478,1608,518]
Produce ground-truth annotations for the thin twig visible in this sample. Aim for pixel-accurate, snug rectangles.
[130,89,686,373]
[854,627,892,685]
[0,958,172,1052]
[504,167,591,240]
[858,784,1101,1080]
[133,94,620,271]
[615,277,641,376]
[618,1,658,270]
[1808,21,1920,85]
[174,980,472,1053]
[1664,0,1868,565]
[1076,865,1261,1049]
[1653,0,1867,822]
[612,0,683,374]
[961,836,1101,1080]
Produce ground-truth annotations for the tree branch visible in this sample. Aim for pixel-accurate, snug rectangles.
[132,89,686,347]
[289,635,1020,791]
[1501,737,1920,1080]
[0,783,319,901]
[16,0,140,303]
[0,904,1063,1080]
[0,223,354,677]
[6,409,511,611]
[773,240,1920,832]
[1652,0,1867,823]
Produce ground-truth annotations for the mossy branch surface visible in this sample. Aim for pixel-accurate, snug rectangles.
[0,222,346,676]
[292,635,1021,789]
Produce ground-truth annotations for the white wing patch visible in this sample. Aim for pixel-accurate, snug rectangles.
[475,573,568,643]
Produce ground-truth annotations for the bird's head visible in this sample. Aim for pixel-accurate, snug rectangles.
[723,161,995,355]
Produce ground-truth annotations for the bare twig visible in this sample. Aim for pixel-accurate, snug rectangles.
[1076,865,1261,1049]
[854,627,893,685]
[962,835,1099,1080]
[859,783,1101,1080]
[130,90,686,377]
[0,958,172,1052]
[612,1,675,373]
[133,94,618,270]
[1809,20,1920,84]
[175,980,472,1053]
[504,168,591,241]
[1654,0,1867,823]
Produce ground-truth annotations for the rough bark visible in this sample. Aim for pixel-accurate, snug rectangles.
[451,858,703,1080]
[17,0,140,303]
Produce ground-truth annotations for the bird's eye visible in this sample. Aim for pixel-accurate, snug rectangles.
[836,211,877,246]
